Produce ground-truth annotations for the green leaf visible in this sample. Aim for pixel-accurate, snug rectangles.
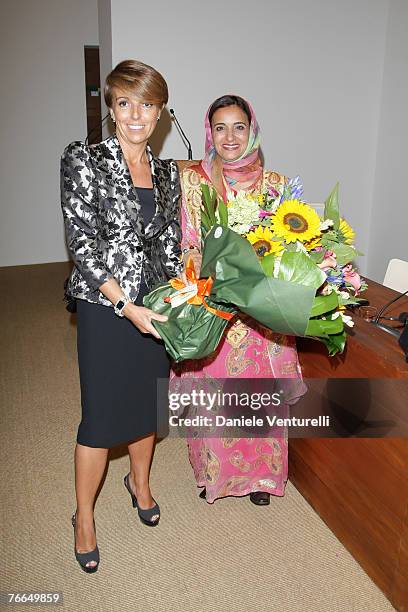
[201,183,217,225]
[325,241,360,266]
[319,332,347,355]
[321,230,339,244]
[308,250,325,264]
[278,251,327,288]
[217,198,229,226]
[338,295,362,306]
[200,207,212,233]
[282,242,299,252]
[324,183,340,230]
[260,253,276,276]
[305,316,344,337]
[310,292,339,317]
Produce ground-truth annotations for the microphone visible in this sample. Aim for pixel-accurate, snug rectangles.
[85,112,110,145]
[370,289,408,338]
[169,108,193,160]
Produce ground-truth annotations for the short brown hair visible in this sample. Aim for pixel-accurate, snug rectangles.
[104,59,168,108]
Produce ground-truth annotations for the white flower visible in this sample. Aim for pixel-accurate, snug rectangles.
[270,199,281,213]
[334,288,351,300]
[273,256,282,277]
[332,311,354,327]
[320,218,334,231]
[226,190,260,234]
[341,313,354,327]
[320,284,333,296]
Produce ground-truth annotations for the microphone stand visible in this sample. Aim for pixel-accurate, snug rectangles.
[169,109,193,160]
[370,289,408,338]
[85,112,110,145]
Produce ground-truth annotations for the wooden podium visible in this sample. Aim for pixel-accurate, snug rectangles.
[292,280,408,610]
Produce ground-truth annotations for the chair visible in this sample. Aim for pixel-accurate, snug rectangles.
[383,258,408,293]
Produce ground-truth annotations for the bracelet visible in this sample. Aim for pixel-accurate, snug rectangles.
[114,295,131,317]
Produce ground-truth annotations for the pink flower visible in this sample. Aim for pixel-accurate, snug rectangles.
[318,250,337,271]
[342,264,361,293]
[268,187,279,198]
[259,210,272,218]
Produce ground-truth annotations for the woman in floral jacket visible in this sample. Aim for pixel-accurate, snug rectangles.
[61,60,181,572]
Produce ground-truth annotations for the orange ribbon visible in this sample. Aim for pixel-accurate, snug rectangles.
[165,257,233,321]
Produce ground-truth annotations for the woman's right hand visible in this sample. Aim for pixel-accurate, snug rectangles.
[123,303,167,339]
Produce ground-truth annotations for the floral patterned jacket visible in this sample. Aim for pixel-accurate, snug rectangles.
[61,135,182,307]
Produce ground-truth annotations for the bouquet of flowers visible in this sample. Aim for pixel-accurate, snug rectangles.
[144,176,366,361]
[199,178,367,355]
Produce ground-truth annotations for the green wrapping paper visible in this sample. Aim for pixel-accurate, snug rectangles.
[143,224,344,362]
[143,282,235,363]
[201,225,327,336]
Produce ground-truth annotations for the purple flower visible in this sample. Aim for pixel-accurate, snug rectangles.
[287,175,304,199]
[268,187,279,198]
[326,273,344,285]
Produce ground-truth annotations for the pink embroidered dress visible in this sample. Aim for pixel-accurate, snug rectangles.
[170,98,306,503]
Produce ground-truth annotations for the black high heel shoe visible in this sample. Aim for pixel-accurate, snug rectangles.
[123,473,160,527]
[71,512,99,573]
[250,492,270,506]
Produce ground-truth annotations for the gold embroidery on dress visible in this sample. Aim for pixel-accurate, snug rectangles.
[229,450,251,472]
[218,475,249,497]
[262,439,283,452]
[281,362,298,375]
[252,478,278,490]
[201,446,221,485]
[182,169,204,237]
[225,319,249,347]
[268,342,284,358]
[182,168,287,241]
[226,337,262,376]
[254,453,282,475]
[254,439,283,475]
[222,438,240,449]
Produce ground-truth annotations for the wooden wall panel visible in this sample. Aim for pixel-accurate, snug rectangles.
[291,280,408,610]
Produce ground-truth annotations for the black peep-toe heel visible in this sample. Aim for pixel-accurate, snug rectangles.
[71,512,100,573]
[123,473,160,527]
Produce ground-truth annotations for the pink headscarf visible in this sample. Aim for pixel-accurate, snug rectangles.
[196,95,263,201]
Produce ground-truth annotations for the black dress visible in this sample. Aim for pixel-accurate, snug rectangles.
[76,188,170,448]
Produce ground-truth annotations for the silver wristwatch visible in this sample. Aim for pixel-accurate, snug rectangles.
[114,295,131,317]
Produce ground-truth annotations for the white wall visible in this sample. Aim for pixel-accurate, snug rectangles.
[368,0,408,283]
[0,0,98,266]
[3,0,405,280]
[108,0,389,274]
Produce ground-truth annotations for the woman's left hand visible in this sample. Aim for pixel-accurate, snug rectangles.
[123,303,167,339]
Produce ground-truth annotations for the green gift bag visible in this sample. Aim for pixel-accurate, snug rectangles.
[143,280,235,362]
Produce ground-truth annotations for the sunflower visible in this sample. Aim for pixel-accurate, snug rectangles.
[271,199,321,244]
[246,226,284,258]
[338,218,355,244]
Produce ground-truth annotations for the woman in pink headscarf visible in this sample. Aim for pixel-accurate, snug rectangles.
[171,95,305,505]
